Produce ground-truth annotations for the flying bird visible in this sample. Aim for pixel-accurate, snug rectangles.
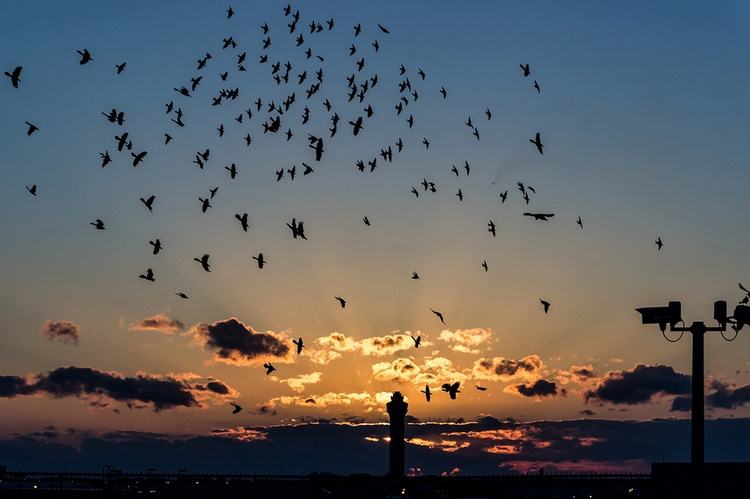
[235,213,249,232]
[429,308,445,324]
[139,268,155,282]
[26,184,37,196]
[488,220,497,237]
[442,382,461,400]
[77,48,93,64]
[524,212,554,221]
[194,254,211,272]
[540,299,551,314]
[140,195,155,213]
[421,385,431,402]
[410,335,421,348]
[520,63,530,76]
[263,363,276,375]
[534,79,540,93]
[577,216,583,228]
[293,337,304,354]
[482,260,488,272]
[149,239,162,255]
[230,401,242,414]
[739,283,750,304]
[91,219,105,230]
[530,132,544,154]
[24,121,39,135]
[175,292,189,299]
[131,150,147,166]
[199,197,211,213]
[335,296,346,308]
[412,271,420,280]
[475,385,488,391]
[655,237,663,250]
[4,66,22,88]
[116,62,126,74]
[252,253,266,269]
[363,216,370,226]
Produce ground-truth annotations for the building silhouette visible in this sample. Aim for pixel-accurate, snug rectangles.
[386,391,408,477]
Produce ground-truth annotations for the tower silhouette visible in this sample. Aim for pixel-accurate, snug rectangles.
[386,391,408,477]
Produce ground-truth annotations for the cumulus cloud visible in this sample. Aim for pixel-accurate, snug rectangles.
[505,379,564,399]
[672,380,750,412]
[584,364,690,405]
[308,332,413,363]
[277,372,323,392]
[438,328,492,354]
[472,355,544,382]
[0,366,208,411]
[372,358,420,383]
[129,313,184,333]
[188,317,294,366]
[42,320,80,344]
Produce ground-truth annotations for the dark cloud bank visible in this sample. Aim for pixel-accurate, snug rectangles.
[3,418,750,475]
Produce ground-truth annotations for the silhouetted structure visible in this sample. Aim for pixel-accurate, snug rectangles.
[386,391,408,477]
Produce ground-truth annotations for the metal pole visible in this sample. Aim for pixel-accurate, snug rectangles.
[691,322,705,498]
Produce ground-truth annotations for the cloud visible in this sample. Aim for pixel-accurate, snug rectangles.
[0,367,238,411]
[672,380,750,412]
[260,391,393,413]
[584,364,690,405]
[308,332,414,363]
[129,313,184,333]
[188,317,293,366]
[472,355,544,382]
[0,366,198,411]
[505,379,564,399]
[41,320,80,344]
[438,328,492,354]
[278,372,323,392]
[372,358,420,383]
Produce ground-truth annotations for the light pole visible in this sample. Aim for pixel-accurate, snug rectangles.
[636,300,750,498]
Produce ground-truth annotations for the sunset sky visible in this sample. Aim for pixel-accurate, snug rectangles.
[2,1,750,475]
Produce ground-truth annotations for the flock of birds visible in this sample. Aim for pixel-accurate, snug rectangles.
[6,4,671,415]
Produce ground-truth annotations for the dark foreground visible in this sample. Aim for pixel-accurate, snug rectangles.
[0,463,747,498]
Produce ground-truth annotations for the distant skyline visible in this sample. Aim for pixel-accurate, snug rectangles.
[2,1,750,474]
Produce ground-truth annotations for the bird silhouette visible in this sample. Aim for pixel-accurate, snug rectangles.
[410,335,421,348]
[442,382,460,399]
[116,62,126,74]
[149,239,162,255]
[4,66,22,88]
[421,385,431,402]
[175,292,189,299]
[499,191,508,204]
[230,401,242,414]
[293,337,304,354]
[252,253,266,269]
[577,216,583,228]
[475,385,488,391]
[739,283,750,304]
[140,195,155,213]
[199,197,211,213]
[139,268,155,282]
[520,63,530,76]
[655,237,663,250]
[363,216,370,226]
[91,219,105,230]
[530,132,544,154]
[412,271,420,280]
[131,150,147,167]
[77,48,93,64]
[488,220,497,237]
[430,308,445,324]
[194,254,211,272]
[235,213,249,232]
[335,296,346,308]
[540,299,551,314]
[534,79,540,93]
[524,212,555,221]
[482,260,488,272]
[25,121,39,135]
[26,184,37,196]
[263,363,276,375]
[225,163,238,179]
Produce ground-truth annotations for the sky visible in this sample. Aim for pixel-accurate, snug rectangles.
[2,0,750,475]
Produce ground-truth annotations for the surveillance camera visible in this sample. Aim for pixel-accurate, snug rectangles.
[635,301,682,332]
